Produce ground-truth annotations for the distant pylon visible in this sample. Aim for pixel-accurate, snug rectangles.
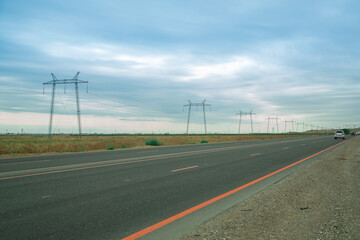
[266,116,280,133]
[284,120,295,133]
[236,110,256,134]
[43,72,88,139]
[183,99,211,134]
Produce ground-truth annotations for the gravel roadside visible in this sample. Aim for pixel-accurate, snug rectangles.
[180,137,360,240]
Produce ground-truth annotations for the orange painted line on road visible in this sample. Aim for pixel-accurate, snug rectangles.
[171,165,199,172]
[122,139,350,240]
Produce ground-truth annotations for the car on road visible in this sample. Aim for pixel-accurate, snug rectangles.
[334,130,345,139]
[356,131,360,135]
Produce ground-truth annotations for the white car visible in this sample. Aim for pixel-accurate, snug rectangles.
[334,130,345,139]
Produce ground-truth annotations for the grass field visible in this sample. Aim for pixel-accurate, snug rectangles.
[0,133,314,157]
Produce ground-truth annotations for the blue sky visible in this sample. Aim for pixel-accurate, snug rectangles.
[0,0,359,134]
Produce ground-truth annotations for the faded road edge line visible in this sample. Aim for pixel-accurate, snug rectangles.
[0,140,294,180]
[0,137,316,176]
[122,139,349,240]
[0,160,50,166]
[171,165,199,172]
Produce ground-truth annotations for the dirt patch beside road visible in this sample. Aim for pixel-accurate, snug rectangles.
[181,137,360,240]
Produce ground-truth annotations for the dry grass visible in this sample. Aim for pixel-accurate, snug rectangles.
[0,134,311,157]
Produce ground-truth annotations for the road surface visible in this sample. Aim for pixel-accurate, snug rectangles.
[0,135,349,239]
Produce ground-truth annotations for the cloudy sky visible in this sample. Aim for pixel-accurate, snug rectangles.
[0,0,359,134]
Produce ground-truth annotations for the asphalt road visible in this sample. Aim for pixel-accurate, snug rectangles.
[0,135,349,240]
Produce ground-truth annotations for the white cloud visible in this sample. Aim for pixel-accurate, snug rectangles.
[43,42,169,69]
[0,76,18,83]
[178,57,257,81]
[19,40,284,83]
[0,111,48,126]
[283,85,332,96]
[218,87,281,114]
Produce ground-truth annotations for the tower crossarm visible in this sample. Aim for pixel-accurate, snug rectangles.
[43,79,88,85]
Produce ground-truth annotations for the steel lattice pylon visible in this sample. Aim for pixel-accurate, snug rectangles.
[236,110,256,134]
[266,116,280,134]
[183,99,211,134]
[43,72,88,138]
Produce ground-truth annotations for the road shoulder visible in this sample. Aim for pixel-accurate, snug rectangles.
[180,137,360,240]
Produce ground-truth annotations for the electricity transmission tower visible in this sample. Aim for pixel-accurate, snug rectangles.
[296,122,306,133]
[284,120,295,133]
[43,72,88,139]
[266,116,280,134]
[183,99,211,134]
[236,110,256,134]
[310,124,314,133]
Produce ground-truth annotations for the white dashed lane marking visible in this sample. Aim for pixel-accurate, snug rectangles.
[250,153,261,156]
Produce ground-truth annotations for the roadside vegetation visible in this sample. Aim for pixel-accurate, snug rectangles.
[0,133,319,157]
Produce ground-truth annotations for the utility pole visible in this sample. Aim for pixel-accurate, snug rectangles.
[266,116,280,134]
[43,72,88,139]
[236,110,256,134]
[183,99,211,134]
